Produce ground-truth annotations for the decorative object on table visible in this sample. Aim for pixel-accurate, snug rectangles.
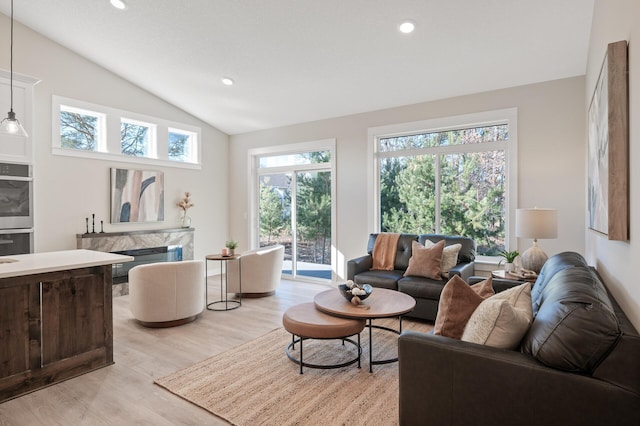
[588,40,629,241]
[0,0,28,137]
[221,248,229,256]
[85,217,89,234]
[176,192,194,228]
[100,220,105,233]
[92,213,96,233]
[110,168,165,224]
[516,208,557,274]
[338,280,373,305]
[225,239,238,256]
[498,249,519,273]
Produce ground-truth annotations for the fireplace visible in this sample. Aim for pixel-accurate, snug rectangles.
[111,245,183,284]
[76,227,194,296]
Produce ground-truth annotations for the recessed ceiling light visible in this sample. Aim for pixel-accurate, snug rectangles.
[110,0,127,10]
[399,20,416,34]
[221,77,235,86]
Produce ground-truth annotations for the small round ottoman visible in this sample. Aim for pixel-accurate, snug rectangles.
[282,302,365,374]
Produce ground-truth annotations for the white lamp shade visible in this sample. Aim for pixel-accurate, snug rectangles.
[516,208,558,239]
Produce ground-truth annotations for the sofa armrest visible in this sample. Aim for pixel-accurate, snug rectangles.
[448,261,474,281]
[398,331,640,426]
[347,255,373,280]
[468,275,525,293]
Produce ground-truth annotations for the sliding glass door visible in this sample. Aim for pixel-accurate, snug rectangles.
[256,147,333,281]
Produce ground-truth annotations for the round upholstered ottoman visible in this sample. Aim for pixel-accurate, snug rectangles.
[282,302,365,374]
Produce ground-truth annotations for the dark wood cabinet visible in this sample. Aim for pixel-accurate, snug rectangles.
[0,265,113,402]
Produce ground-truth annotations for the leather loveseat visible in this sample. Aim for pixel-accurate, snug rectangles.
[398,252,640,425]
[347,233,475,321]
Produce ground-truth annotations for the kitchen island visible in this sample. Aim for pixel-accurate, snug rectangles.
[0,249,133,402]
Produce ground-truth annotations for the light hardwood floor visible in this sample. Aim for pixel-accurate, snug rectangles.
[0,277,333,425]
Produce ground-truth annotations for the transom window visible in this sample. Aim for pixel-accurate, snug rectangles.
[370,109,517,256]
[52,96,201,169]
[121,118,154,157]
[168,128,198,163]
[59,105,106,152]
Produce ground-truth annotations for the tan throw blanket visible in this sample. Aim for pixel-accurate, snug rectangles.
[372,233,400,270]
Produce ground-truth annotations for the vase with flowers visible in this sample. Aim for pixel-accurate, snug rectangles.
[177,192,194,228]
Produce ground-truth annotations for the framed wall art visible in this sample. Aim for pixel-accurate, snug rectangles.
[587,40,629,241]
[110,168,164,223]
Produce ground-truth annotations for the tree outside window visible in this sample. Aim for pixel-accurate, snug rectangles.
[121,120,150,157]
[59,109,100,151]
[379,125,507,255]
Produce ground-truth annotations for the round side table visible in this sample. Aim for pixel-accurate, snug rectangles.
[205,254,242,311]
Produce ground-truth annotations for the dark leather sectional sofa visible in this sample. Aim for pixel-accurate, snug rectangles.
[398,252,640,425]
[346,233,475,321]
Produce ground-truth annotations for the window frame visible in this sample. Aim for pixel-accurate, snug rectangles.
[59,104,107,152]
[367,108,518,259]
[168,127,198,163]
[52,95,201,169]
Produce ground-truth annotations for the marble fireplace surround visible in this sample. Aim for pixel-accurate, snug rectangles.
[77,227,194,296]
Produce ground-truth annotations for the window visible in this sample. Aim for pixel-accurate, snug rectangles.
[168,128,197,163]
[59,105,105,152]
[52,96,201,169]
[121,118,154,157]
[371,109,517,256]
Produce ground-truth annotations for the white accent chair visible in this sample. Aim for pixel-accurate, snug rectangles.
[227,245,284,297]
[129,260,205,327]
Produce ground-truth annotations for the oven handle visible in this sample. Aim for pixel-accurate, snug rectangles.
[0,228,34,234]
[0,175,32,181]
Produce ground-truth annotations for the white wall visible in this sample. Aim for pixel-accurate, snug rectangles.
[230,76,586,280]
[0,15,230,262]
[585,0,640,329]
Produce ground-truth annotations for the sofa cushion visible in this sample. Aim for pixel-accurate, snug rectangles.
[433,275,494,339]
[398,277,447,300]
[353,269,404,290]
[522,266,622,373]
[530,251,587,316]
[462,283,532,349]
[404,240,445,280]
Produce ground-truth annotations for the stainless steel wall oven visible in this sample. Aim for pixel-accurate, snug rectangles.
[0,162,33,255]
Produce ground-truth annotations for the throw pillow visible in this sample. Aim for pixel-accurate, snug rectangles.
[461,283,533,349]
[417,240,463,279]
[433,275,495,339]
[403,240,445,280]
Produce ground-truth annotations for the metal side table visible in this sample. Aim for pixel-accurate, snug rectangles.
[205,254,242,311]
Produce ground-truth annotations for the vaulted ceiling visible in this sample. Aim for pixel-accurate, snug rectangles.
[0,0,594,135]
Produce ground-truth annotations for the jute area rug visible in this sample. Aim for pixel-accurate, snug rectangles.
[155,318,432,426]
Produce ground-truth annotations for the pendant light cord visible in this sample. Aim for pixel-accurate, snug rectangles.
[9,0,14,112]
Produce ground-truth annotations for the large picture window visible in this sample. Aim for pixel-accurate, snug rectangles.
[371,110,517,256]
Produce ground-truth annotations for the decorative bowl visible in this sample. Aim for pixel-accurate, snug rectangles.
[338,283,373,304]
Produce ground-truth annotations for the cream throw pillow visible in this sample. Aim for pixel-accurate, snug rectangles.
[423,240,462,278]
[461,282,533,349]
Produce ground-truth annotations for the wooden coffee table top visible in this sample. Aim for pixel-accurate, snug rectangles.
[314,288,416,319]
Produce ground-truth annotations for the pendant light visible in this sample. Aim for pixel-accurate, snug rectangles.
[0,0,28,137]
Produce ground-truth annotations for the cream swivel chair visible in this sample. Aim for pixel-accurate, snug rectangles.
[227,245,284,297]
[129,260,205,327]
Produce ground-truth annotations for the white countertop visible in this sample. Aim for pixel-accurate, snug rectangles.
[0,249,134,279]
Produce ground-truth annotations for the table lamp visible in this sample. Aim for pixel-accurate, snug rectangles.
[516,208,558,273]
